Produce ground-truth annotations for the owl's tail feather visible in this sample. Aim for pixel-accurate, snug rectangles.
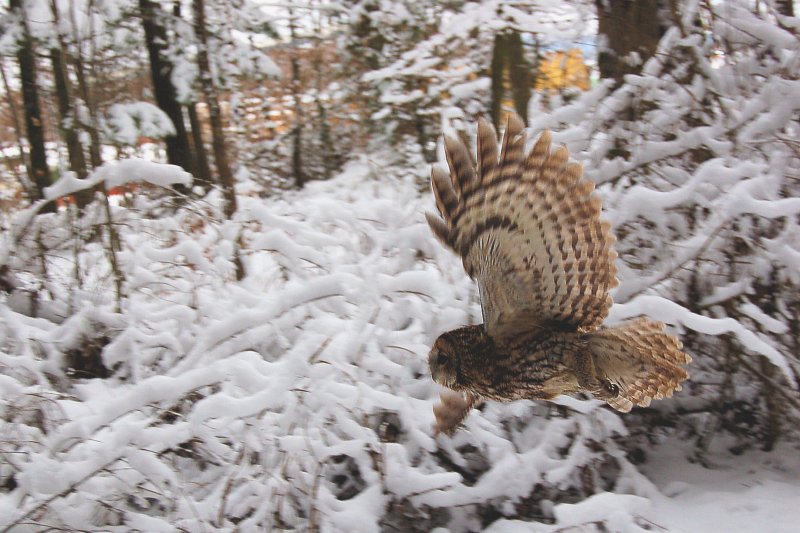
[588,318,691,412]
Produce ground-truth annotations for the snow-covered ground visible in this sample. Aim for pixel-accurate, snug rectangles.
[645,440,800,533]
[1,155,799,532]
[488,438,800,533]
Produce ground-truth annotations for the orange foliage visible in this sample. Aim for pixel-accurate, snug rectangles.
[535,49,590,93]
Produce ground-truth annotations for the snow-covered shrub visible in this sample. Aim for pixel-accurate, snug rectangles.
[102,102,176,146]
[528,2,800,451]
[2,2,799,531]
[0,157,656,531]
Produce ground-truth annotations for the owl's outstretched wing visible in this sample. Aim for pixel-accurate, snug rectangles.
[426,114,619,337]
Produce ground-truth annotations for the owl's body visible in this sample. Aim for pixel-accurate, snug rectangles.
[427,114,691,434]
[432,325,583,402]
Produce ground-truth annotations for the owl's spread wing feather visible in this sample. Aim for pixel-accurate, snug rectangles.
[589,318,692,412]
[427,114,619,337]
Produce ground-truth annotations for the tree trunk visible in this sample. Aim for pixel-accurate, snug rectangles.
[50,48,92,206]
[313,42,335,180]
[173,0,212,190]
[49,0,91,207]
[490,33,506,132]
[315,89,334,180]
[289,9,305,188]
[69,0,102,168]
[490,31,531,129]
[11,0,52,210]
[187,102,213,189]
[0,55,34,199]
[506,31,531,124]
[140,0,196,178]
[595,0,663,84]
[776,0,794,16]
[290,72,305,188]
[193,0,237,217]
[756,266,783,451]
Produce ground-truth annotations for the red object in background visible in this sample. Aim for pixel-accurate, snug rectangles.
[54,182,140,208]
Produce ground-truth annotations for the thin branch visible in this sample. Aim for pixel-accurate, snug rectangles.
[0,457,122,533]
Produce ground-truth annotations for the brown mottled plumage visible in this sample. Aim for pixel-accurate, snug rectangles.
[427,114,691,435]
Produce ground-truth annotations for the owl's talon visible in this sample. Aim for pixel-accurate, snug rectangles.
[433,391,477,436]
[593,380,619,401]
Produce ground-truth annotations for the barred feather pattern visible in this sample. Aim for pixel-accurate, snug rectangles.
[589,318,692,412]
[426,114,691,434]
[427,114,619,335]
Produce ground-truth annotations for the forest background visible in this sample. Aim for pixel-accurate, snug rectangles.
[0,1,799,531]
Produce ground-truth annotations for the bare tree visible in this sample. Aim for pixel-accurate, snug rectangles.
[0,55,34,198]
[67,0,102,169]
[192,0,237,217]
[49,0,91,207]
[140,0,196,179]
[490,31,532,130]
[313,47,335,181]
[289,7,306,188]
[187,101,213,187]
[173,0,213,190]
[11,0,52,209]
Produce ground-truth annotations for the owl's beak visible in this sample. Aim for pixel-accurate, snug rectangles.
[428,349,441,384]
[429,348,455,389]
[428,348,444,385]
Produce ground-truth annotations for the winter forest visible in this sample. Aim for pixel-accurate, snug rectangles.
[0,0,799,531]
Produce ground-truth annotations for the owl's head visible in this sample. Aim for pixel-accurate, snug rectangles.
[429,325,489,390]
[429,334,460,390]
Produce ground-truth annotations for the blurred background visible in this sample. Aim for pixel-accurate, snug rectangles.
[0,1,798,531]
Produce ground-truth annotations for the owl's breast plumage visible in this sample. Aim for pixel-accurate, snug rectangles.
[463,329,586,401]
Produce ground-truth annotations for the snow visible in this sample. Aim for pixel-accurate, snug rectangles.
[102,102,176,145]
[2,0,799,531]
[3,152,799,530]
[42,157,192,200]
[643,440,800,533]
[486,443,800,533]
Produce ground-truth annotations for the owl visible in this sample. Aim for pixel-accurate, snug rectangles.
[426,114,691,435]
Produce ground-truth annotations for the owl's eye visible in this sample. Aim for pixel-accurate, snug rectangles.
[437,353,450,366]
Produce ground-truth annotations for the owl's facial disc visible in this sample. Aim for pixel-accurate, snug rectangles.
[429,337,458,389]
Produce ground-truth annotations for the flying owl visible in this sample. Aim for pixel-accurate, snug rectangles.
[426,114,691,435]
